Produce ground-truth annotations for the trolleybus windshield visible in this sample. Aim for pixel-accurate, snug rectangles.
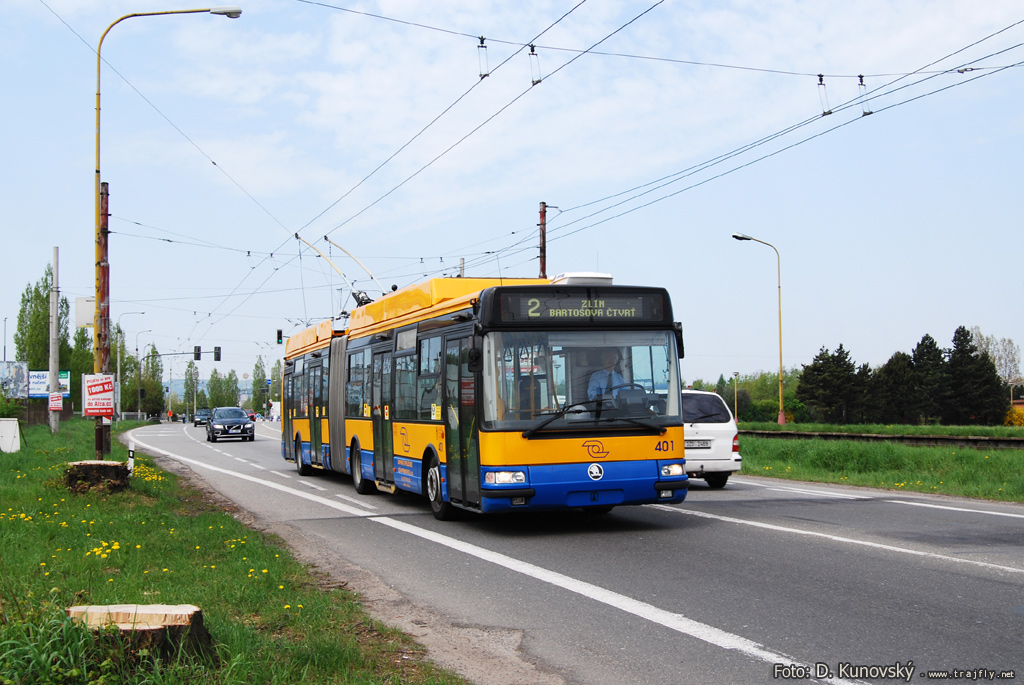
[481,329,681,431]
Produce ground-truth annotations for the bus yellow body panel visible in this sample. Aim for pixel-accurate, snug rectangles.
[477,426,685,466]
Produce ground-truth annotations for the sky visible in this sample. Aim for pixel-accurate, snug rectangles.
[3,0,1022,393]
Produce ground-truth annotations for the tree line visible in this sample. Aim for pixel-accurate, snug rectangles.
[693,326,1020,426]
[5,265,281,419]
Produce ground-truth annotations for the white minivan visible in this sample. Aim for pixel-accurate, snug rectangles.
[682,390,742,488]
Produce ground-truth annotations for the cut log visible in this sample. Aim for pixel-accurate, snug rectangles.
[67,604,216,662]
[65,460,129,493]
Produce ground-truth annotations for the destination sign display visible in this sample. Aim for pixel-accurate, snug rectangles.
[497,289,665,325]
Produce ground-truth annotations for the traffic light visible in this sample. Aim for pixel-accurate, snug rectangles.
[276,329,283,345]
[214,347,221,362]
[194,346,201,360]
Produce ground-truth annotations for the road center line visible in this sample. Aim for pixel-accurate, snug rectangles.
[129,432,857,683]
[649,505,1023,575]
[886,499,1024,519]
[733,478,866,500]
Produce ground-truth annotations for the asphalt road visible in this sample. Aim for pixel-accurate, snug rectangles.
[129,421,1024,684]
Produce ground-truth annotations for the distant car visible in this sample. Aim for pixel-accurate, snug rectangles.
[682,390,742,488]
[193,408,212,427]
[206,406,255,442]
[246,410,256,421]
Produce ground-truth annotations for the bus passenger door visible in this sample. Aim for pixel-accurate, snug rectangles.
[372,351,394,484]
[445,337,480,508]
[283,373,294,462]
[309,364,323,467]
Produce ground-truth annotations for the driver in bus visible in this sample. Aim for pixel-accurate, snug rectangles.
[588,348,626,401]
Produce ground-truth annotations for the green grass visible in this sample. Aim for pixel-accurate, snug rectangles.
[0,418,468,685]
[740,421,1024,438]
[741,435,1024,501]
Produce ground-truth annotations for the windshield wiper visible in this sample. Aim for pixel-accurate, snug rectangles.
[597,415,666,434]
[521,402,666,439]
[521,401,596,439]
[686,412,726,423]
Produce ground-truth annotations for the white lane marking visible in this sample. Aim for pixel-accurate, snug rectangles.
[649,505,1023,575]
[128,432,857,683]
[733,478,866,500]
[234,457,248,463]
[272,472,292,479]
[298,481,327,491]
[336,493,378,510]
[887,500,1024,520]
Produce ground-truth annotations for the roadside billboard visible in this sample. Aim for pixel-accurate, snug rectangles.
[82,374,115,417]
[29,370,71,398]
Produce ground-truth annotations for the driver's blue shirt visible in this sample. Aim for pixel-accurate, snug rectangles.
[588,369,626,400]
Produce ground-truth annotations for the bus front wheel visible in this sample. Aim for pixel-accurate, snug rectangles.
[426,455,456,521]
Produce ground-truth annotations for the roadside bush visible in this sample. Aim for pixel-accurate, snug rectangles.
[0,392,22,419]
[1005,406,1024,427]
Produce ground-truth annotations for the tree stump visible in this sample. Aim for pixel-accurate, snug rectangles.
[65,460,129,493]
[66,604,216,662]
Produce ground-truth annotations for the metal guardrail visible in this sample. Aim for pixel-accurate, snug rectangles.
[738,430,1024,451]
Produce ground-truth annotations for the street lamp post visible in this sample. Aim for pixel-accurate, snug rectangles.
[732,371,739,421]
[93,6,242,457]
[135,330,152,419]
[732,232,786,425]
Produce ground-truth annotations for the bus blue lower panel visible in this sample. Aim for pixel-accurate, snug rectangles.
[283,441,336,472]
[478,461,687,513]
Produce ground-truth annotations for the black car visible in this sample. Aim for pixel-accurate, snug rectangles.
[193,407,212,427]
[206,406,255,442]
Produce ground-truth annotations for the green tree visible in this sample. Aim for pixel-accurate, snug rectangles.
[269,359,283,403]
[140,344,165,416]
[795,344,868,423]
[912,334,946,423]
[69,327,93,411]
[251,357,268,416]
[14,265,71,370]
[872,351,916,424]
[970,326,1021,390]
[183,360,199,416]
[207,369,240,408]
[943,326,1007,425]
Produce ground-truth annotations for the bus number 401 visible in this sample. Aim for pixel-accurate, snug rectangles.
[654,440,674,451]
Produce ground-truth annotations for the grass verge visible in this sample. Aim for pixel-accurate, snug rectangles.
[0,418,469,685]
[739,421,1023,438]
[741,435,1023,502]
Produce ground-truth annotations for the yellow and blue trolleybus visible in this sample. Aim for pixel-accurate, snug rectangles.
[281,272,689,519]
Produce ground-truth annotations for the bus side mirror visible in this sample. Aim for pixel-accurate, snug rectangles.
[467,347,483,373]
[674,322,685,358]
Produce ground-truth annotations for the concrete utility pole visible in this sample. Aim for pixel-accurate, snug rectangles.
[49,247,60,433]
[538,201,547,279]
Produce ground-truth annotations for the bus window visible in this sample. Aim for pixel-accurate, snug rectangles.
[395,354,417,419]
[482,329,681,429]
[346,349,369,417]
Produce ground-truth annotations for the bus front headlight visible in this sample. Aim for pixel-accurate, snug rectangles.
[661,464,684,477]
[485,471,526,485]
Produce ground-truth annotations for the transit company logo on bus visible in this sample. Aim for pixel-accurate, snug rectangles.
[587,463,604,481]
[582,440,608,459]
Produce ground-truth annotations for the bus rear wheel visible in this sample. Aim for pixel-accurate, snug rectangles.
[426,454,456,521]
[295,439,312,476]
[351,449,375,495]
